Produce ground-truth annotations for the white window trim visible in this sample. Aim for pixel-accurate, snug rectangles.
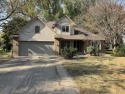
[61,25,70,32]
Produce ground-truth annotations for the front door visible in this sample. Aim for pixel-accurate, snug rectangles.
[74,41,83,52]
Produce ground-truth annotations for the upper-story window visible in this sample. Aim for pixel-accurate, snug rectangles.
[62,26,69,32]
[35,26,40,33]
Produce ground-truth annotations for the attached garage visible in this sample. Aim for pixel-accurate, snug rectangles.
[19,41,55,56]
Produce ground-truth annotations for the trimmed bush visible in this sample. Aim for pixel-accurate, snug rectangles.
[87,46,94,54]
[61,47,78,59]
[87,46,99,56]
[112,44,125,57]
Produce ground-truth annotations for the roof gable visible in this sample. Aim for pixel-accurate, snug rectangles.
[56,15,75,25]
[19,18,55,41]
[19,17,55,34]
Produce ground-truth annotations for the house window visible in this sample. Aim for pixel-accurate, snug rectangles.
[61,41,70,49]
[35,26,40,33]
[62,26,69,32]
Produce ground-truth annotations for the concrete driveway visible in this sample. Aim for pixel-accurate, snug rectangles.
[0,57,79,94]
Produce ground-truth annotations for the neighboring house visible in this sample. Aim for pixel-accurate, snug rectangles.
[12,15,105,57]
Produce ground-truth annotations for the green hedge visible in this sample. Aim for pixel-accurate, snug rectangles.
[87,46,99,56]
[112,44,125,57]
[61,47,78,59]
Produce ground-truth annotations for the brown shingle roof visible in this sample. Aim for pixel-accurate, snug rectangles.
[75,27,105,40]
[55,27,105,41]
[46,21,55,30]
[55,35,88,40]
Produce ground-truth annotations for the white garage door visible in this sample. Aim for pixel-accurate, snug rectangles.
[19,41,55,56]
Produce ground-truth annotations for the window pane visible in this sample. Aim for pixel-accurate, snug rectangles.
[61,41,70,49]
[62,26,65,32]
[66,26,69,32]
[62,26,69,32]
[35,26,40,33]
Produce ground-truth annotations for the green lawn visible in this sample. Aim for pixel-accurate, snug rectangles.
[0,49,12,61]
[63,56,125,94]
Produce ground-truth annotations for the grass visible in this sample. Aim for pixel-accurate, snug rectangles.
[63,56,125,94]
[0,49,12,61]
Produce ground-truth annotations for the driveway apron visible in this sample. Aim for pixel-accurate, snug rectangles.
[0,57,79,94]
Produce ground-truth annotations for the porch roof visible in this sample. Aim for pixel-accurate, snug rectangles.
[55,28,105,41]
[74,27,105,40]
[54,35,88,40]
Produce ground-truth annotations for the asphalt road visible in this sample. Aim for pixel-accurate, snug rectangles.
[0,58,63,94]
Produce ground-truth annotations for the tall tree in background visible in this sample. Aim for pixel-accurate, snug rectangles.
[19,0,38,19]
[76,0,125,48]
[2,17,28,52]
[36,0,63,21]
[0,0,97,23]
[0,0,38,26]
[63,0,97,19]
[0,0,26,22]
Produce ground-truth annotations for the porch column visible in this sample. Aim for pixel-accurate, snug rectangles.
[100,40,105,53]
[84,40,90,54]
[54,39,60,55]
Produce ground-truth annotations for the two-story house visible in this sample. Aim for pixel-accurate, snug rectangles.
[12,15,105,57]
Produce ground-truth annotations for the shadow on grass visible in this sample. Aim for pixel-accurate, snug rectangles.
[64,63,108,77]
[117,68,125,74]
[80,87,110,94]
[69,57,88,60]
[67,56,114,62]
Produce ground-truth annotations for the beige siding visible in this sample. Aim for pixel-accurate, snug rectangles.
[70,26,74,35]
[19,19,55,41]
[55,17,74,35]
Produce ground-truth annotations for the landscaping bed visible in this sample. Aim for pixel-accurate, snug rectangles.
[63,56,125,94]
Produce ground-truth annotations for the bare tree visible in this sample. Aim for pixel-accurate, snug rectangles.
[0,0,27,22]
[76,0,125,48]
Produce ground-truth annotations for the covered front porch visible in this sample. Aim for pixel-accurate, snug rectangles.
[54,34,105,55]
[60,40,86,54]
[54,38,90,55]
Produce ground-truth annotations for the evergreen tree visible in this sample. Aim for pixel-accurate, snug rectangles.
[2,17,28,52]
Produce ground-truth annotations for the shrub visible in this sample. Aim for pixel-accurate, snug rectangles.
[61,47,78,59]
[112,44,125,57]
[87,46,94,54]
[87,46,99,56]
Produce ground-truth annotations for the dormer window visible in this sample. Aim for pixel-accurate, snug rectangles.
[35,26,40,33]
[62,26,69,32]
